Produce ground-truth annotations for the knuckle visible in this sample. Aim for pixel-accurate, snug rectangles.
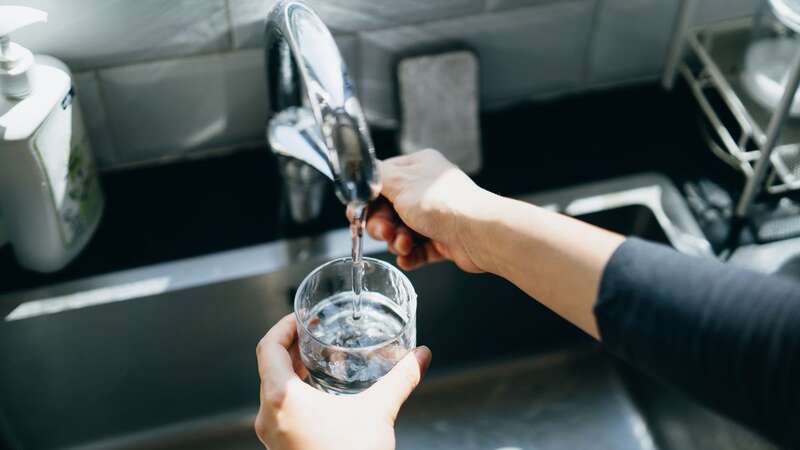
[367,226,383,241]
[399,364,421,387]
[255,337,267,357]
[264,387,288,411]
[422,148,444,161]
[418,194,434,211]
[385,154,411,168]
[384,171,404,185]
[253,414,265,437]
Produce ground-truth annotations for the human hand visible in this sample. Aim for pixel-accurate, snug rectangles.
[354,149,495,272]
[255,314,432,450]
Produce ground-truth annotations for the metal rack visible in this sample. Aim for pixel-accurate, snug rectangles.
[663,0,800,218]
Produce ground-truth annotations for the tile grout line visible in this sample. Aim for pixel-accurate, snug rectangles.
[483,71,662,110]
[580,0,605,86]
[335,5,485,34]
[98,140,265,174]
[76,47,235,74]
[89,70,122,168]
[223,0,237,51]
[350,32,363,102]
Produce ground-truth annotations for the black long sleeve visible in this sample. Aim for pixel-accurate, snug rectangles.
[594,238,800,448]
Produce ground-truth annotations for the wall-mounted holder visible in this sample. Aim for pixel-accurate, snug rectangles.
[664,0,800,219]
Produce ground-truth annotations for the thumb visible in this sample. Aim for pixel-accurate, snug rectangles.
[364,346,432,419]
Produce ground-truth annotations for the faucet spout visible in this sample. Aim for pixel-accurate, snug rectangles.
[265,0,381,209]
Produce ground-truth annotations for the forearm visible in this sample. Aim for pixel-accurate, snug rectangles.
[464,193,624,339]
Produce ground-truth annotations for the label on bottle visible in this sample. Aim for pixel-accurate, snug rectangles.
[33,87,103,247]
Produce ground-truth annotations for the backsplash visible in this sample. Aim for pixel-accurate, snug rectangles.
[10,0,760,170]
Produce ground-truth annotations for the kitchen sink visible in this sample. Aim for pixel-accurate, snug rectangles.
[729,235,800,283]
[779,255,800,280]
[0,174,777,450]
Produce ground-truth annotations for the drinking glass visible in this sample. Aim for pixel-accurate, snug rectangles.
[294,256,417,395]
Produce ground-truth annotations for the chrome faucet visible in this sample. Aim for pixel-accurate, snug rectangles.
[265,0,381,223]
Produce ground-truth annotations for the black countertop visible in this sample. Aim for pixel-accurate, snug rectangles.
[0,82,742,295]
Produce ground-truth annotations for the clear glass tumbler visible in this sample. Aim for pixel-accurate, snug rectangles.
[294,256,417,395]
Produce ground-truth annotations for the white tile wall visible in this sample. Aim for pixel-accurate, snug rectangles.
[5,0,767,168]
[229,0,483,48]
[484,0,560,11]
[73,72,117,168]
[587,0,682,85]
[334,34,360,93]
[696,0,761,24]
[359,0,597,125]
[12,0,230,70]
[227,0,278,48]
[97,49,266,166]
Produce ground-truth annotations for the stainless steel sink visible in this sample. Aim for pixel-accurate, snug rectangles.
[0,174,776,450]
[729,236,800,282]
[779,255,800,280]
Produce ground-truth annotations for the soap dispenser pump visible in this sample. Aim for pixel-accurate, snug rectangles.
[0,6,46,98]
[0,5,104,273]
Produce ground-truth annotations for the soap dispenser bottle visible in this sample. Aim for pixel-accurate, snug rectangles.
[0,6,104,273]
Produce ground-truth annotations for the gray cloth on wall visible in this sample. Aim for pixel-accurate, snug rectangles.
[397,50,482,174]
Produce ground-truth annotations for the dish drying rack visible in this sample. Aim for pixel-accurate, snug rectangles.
[663,1,800,218]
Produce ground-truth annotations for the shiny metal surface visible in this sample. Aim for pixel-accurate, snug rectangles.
[521,173,714,258]
[778,253,800,279]
[396,351,656,450]
[278,156,329,223]
[0,174,775,450]
[769,0,800,33]
[667,7,800,208]
[736,42,800,217]
[729,235,800,278]
[265,0,380,213]
[268,107,332,180]
[662,0,699,90]
[269,107,331,223]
